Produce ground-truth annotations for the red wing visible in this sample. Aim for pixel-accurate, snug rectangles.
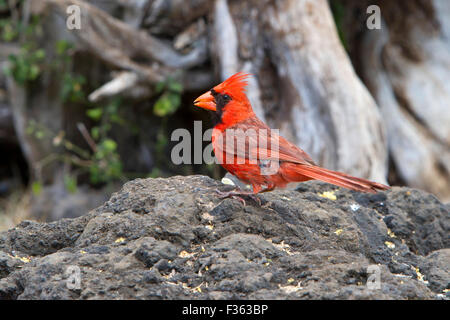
[213,117,315,165]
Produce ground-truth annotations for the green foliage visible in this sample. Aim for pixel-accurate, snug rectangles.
[0,4,40,42]
[153,77,183,117]
[31,181,42,196]
[4,45,45,85]
[26,119,47,140]
[62,74,86,102]
[86,108,102,121]
[2,5,128,192]
[55,40,74,56]
[91,126,100,140]
[0,18,19,42]
[155,125,168,156]
[89,139,122,184]
[85,99,124,184]
[64,174,78,194]
[2,11,45,85]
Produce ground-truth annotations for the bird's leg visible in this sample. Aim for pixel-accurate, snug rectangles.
[259,184,276,193]
[215,187,261,206]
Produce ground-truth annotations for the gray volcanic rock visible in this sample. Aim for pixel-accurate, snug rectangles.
[0,175,448,299]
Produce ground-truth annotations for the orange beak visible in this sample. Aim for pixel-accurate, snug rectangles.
[194,91,216,111]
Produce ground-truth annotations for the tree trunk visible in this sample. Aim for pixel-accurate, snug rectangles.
[211,0,388,182]
[2,0,448,203]
[340,0,450,200]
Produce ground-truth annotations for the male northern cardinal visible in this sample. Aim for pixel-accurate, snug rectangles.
[194,72,390,195]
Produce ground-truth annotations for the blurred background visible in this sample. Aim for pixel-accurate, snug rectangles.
[0,0,449,230]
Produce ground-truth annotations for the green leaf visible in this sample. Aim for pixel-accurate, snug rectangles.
[64,174,78,193]
[34,49,46,60]
[35,129,45,139]
[86,108,103,121]
[91,127,100,140]
[155,81,165,94]
[167,80,183,93]
[29,64,40,80]
[167,92,181,110]
[153,92,181,117]
[110,114,125,125]
[102,139,117,152]
[55,40,73,55]
[153,94,170,117]
[31,181,42,195]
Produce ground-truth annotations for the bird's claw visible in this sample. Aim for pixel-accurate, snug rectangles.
[214,189,261,206]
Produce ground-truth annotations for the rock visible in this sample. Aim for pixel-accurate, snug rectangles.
[0,175,448,299]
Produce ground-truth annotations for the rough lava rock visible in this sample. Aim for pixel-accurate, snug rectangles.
[0,175,448,299]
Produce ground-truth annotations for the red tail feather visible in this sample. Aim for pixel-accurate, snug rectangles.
[285,164,390,194]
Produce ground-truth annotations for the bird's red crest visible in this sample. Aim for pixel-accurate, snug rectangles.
[214,72,251,97]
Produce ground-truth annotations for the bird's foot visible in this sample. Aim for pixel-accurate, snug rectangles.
[214,189,261,206]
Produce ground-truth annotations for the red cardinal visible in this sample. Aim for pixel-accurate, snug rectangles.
[194,72,390,195]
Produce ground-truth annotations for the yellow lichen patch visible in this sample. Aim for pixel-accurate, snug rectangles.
[115,237,126,243]
[387,228,397,238]
[79,250,87,254]
[281,196,291,201]
[318,191,337,200]
[183,282,203,293]
[385,241,395,249]
[411,266,428,284]
[205,223,214,230]
[193,284,203,293]
[178,250,195,258]
[287,278,295,284]
[201,246,206,252]
[14,255,31,263]
[406,191,411,196]
[270,240,294,256]
[334,229,344,236]
[279,283,303,294]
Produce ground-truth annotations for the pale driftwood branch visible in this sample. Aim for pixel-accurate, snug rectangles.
[45,0,208,81]
[76,122,97,152]
[360,7,450,200]
[89,69,215,103]
[117,0,148,28]
[211,0,266,122]
[212,0,239,80]
[144,0,212,35]
[174,19,206,50]
[88,71,142,102]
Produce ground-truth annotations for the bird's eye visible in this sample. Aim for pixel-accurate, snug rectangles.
[223,94,231,100]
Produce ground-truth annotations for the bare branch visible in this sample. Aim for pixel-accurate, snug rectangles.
[45,0,208,83]
[76,122,97,153]
[89,71,141,102]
